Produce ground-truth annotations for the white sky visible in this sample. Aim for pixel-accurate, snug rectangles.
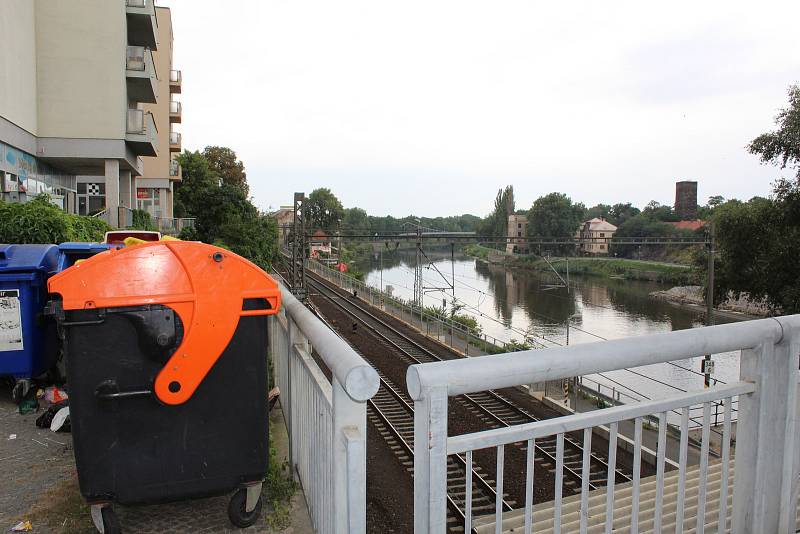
[168,0,800,217]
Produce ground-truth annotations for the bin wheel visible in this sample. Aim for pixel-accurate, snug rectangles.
[101,507,121,534]
[228,488,263,528]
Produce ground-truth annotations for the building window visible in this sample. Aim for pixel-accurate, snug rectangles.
[600,244,606,250]
[77,182,106,216]
[600,233,605,238]
[518,223,522,229]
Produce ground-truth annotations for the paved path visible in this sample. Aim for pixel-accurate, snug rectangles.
[0,385,312,534]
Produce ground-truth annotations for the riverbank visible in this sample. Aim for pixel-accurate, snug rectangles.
[650,286,770,318]
[464,244,697,285]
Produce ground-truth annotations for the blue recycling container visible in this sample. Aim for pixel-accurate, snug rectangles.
[0,244,60,379]
[56,242,116,272]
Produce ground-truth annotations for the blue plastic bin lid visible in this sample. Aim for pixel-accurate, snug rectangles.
[0,244,59,274]
[58,242,116,254]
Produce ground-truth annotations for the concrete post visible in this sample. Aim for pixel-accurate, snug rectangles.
[166,185,174,218]
[732,324,799,532]
[119,170,132,208]
[104,159,120,228]
[158,188,168,219]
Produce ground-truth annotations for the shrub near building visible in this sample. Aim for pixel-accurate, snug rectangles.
[0,194,110,243]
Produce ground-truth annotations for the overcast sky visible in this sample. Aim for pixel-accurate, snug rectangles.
[169,0,800,217]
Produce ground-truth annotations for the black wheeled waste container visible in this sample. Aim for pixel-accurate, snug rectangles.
[47,241,281,533]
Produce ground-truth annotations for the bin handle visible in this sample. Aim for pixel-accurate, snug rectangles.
[94,380,152,401]
[153,248,281,406]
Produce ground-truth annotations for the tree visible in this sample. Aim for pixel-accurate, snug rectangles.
[202,146,248,196]
[748,84,800,180]
[708,195,725,208]
[175,149,277,270]
[307,188,344,232]
[709,84,800,313]
[712,193,800,313]
[585,203,612,221]
[527,193,586,253]
[342,207,371,234]
[608,203,641,226]
[641,200,678,222]
[612,214,682,258]
[174,151,219,218]
[479,185,515,239]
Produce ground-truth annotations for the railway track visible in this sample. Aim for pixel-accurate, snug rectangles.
[305,273,633,493]
[368,367,512,532]
[276,258,635,528]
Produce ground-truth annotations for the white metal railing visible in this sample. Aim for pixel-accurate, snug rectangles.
[170,159,180,177]
[170,101,181,114]
[270,283,379,534]
[126,0,146,8]
[169,131,181,146]
[408,316,800,533]
[170,69,182,83]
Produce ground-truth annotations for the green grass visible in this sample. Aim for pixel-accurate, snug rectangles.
[264,442,297,530]
[464,244,698,285]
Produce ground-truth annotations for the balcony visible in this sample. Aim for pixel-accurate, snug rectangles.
[169,131,182,152]
[126,46,157,104]
[169,159,182,181]
[170,69,182,94]
[126,0,158,49]
[126,109,158,156]
[169,101,182,123]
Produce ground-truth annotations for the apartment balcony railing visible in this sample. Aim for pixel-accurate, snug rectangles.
[169,101,182,123]
[126,109,158,157]
[126,0,157,49]
[409,315,800,533]
[126,46,157,103]
[170,69,182,94]
[269,280,378,533]
[169,131,181,152]
[169,159,181,179]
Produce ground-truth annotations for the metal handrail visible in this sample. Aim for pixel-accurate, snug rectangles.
[407,317,799,398]
[281,285,379,400]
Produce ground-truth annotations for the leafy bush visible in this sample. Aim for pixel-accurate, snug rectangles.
[0,195,110,243]
[131,209,155,231]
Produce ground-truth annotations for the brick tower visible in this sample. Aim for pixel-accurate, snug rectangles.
[675,181,698,220]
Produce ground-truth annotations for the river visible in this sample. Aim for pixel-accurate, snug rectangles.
[356,248,743,404]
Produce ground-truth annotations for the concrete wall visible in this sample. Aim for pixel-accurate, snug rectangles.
[0,1,39,135]
[142,7,173,181]
[34,0,127,139]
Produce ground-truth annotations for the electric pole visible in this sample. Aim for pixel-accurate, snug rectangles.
[704,223,715,387]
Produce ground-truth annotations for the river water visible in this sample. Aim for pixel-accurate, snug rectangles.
[357,249,743,403]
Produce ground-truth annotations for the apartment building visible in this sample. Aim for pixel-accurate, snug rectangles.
[138,6,182,221]
[0,0,180,229]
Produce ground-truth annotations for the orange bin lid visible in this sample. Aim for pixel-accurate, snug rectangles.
[48,241,281,405]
